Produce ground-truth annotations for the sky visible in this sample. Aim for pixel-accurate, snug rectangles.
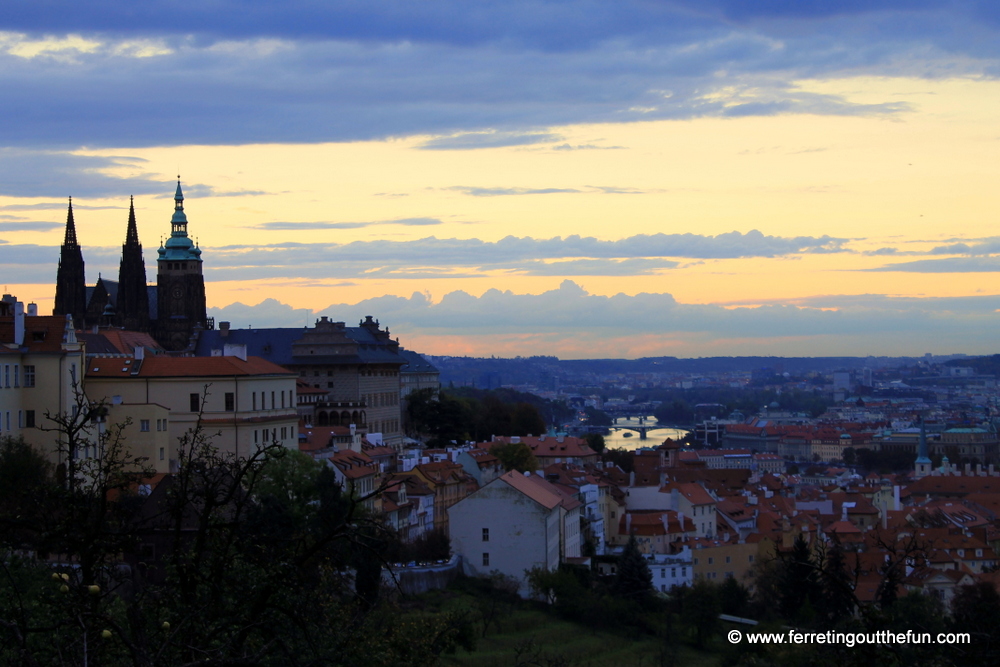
[2,1,1000,359]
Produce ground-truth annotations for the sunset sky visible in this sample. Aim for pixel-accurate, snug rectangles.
[2,1,1000,358]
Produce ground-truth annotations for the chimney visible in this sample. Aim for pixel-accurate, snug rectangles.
[219,321,230,338]
[27,303,37,316]
[626,513,632,534]
[893,485,900,511]
[13,301,24,346]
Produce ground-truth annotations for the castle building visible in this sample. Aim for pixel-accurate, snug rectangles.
[53,182,209,351]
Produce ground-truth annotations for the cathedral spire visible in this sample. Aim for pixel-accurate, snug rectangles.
[117,195,150,331]
[54,196,87,326]
[125,195,140,246]
[63,197,79,246]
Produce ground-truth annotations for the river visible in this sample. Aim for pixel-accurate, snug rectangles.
[600,415,689,451]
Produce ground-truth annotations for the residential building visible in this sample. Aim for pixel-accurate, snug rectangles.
[449,470,582,596]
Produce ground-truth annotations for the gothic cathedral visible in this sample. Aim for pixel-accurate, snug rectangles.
[53,181,209,351]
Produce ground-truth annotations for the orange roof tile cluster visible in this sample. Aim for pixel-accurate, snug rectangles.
[0,315,72,352]
[499,470,582,511]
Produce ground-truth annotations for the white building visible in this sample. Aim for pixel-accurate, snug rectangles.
[648,547,693,593]
[449,470,581,596]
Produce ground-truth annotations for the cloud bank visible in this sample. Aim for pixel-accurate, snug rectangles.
[207,280,1000,357]
[1,2,996,153]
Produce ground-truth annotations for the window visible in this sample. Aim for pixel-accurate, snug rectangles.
[3,365,7,387]
[748,555,754,563]
[708,557,713,565]
[327,382,333,389]
[23,366,34,387]
[271,392,275,409]
[159,447,165,461]
[252,392,257,410]
[254,430,259,444]
[140,420,150,432]
[18,411,23,428]
[281,391,285,408]
[225,392,235,411]
[13,365,18,387]
[482,553,490,567]
[25,411,34,428]
[281,427,287,439]
[190,394,200,412]
[725,556,731,564]
[482,528,489,542]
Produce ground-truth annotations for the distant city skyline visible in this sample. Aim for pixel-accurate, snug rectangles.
[2,3,1000,358]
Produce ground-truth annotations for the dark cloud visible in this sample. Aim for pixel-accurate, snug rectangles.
[206,280,1000,354]
[255,217,445,230]
[495,258,680,276]
[447,186,583,197]
[551,143,625,151]
[418,131,563,150]
[0,149,227,200]
[0,1,976,149]
[0,221,62,231]
[867,257,1000,273]
[0,229,849,283]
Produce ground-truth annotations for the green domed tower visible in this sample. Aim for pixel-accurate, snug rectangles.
[155,181,207,350]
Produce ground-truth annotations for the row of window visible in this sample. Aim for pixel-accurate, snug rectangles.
[0,410,35,433]
[301,369,399,378]
[139,418,169,432]
[250,390,293,411]
[184,390,295,413]
[252,426,292,444]
[2,365,35,388]
[657,567,688,578]
[692,554,754,566]
[371,419,399,434]
[364,392,398,408]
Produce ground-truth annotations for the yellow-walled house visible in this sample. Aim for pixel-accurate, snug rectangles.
[1,305,87,466]
[86,350,298,469]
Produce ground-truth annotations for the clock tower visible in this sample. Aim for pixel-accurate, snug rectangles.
[155,180,207,350]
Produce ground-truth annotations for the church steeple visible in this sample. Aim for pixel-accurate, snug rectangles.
[914,416,932,478]
[125,195,140,245]
[155,180,207,350]
[63,196,79,246]
[116,195,150,331]
[53,197,87,328]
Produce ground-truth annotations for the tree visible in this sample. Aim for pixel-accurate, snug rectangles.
[0,387,469,666]
[584,433,606,454]
[511,402,546,437]
[950,582,1000,665]
[613,535,653,604]
[489,442,539,473]
[778,535,823,624]
[680,580,721,649]
[819,538,856,625]
[718,576,750,618]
